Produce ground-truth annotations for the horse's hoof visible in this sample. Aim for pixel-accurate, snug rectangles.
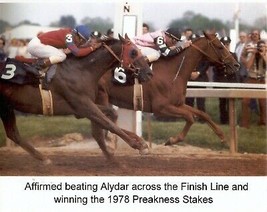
[106,146,116,155]
[165,140,171,146]
[164,141,172,146]
[43,159,52,165]
[139,147,149,155]
[138,141,149,155]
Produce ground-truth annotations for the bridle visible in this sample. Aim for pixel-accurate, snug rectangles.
[172,35,235,82]
[102,41,140,74]
[191,36,232,66]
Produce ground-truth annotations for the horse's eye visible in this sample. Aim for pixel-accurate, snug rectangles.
[130,49,138,58]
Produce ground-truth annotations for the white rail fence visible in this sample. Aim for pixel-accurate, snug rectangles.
[186,82,266,153]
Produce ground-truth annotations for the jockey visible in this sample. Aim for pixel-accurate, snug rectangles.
[132,28,192,63]
[27,25,101,72]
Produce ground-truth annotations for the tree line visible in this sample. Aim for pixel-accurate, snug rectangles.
[0,10,266,36]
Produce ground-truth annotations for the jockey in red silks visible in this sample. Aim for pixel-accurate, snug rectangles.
[132,28,192,63]
[27,25,101,72]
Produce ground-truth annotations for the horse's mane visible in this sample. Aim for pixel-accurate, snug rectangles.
[101,37,119,45]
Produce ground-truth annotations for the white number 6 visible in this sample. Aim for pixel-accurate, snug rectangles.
[114,67,126,84]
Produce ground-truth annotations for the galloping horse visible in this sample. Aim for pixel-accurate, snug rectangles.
[0,35,153,164]
[94,31,240,149]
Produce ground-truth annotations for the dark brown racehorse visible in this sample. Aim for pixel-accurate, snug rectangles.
[94,31,240,149]
[0,35,153,164]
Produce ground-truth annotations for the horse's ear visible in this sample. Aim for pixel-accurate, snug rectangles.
[118,33,126,43]
[203,30,211,39]
[204,29,216,38]
[124,33,130,40]
[210,29,216,34]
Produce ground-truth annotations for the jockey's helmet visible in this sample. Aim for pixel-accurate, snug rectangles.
[107,28,114,37]
[189,33,200,40]
[220,36,231,44]
[165,28,182,41]
[73,25,91,41]
[91,31,102,38]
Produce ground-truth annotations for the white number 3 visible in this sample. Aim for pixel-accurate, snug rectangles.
[1,64,16,79]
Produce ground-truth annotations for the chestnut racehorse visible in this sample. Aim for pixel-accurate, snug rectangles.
[0,35,153,164]
[93,32,240,150]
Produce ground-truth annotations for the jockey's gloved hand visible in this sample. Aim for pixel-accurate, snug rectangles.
[100,35,109,41]
[92,42,102,50]
[181,40,192,49]
[34,59,46,70]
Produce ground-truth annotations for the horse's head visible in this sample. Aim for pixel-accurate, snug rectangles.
[193,31,240,75]
[118,34,153,82]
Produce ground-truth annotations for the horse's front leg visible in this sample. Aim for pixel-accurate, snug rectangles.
[154,104,195,145]
[95,104,118,154]
[73,100,149,154]
[91,121,117,163]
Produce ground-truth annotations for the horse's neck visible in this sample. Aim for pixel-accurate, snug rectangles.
[94,43,122,81]
[64,43,121,81]
[170,47,203,81]
[185,47,203,70]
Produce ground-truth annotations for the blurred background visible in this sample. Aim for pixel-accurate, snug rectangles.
[0,1,266,42]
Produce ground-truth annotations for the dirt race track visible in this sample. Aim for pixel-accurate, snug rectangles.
[0,136,266,176]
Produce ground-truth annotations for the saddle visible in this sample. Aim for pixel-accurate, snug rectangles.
[2,56,57,90]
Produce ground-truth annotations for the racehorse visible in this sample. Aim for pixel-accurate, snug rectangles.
[93,31,240,149]
[0,35,153,164]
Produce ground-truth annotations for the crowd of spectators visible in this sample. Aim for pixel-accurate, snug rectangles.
[179,28,266,128]
[239,29,266,128]
[0,37,32,59]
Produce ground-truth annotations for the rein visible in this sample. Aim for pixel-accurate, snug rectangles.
[102,43,122,63]
[172,55,185,82]
[191,37,231,65]
[102,42,138,73]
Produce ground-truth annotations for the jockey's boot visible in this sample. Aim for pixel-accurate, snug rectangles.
[35,58,52,70]
[34,58,52,78]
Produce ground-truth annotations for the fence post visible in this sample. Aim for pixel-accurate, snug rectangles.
[229,98,237,153]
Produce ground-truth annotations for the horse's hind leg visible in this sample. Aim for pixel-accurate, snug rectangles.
[183,104,225,142]
[0,101,51,164]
